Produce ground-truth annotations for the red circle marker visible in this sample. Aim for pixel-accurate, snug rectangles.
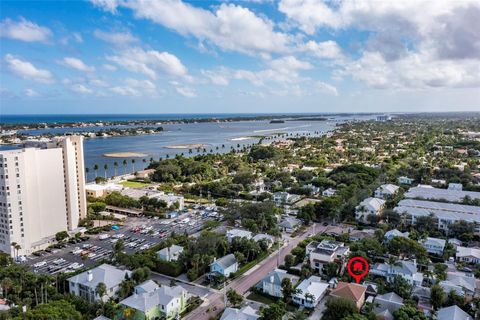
[347,257,369,283]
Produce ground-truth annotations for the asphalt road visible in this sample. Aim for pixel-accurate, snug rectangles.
[184,223,325,320]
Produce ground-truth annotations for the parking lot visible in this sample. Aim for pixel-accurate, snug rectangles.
[26,207,221,275]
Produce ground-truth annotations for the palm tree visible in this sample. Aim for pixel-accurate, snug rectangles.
[104,164,108,179]
[122,159,127,174]
[131,159,136,172]
[122,307,135,319]
[11,242,20,259]
[96,282,107,314]
[93,164,99,178]
[113,161,118,177]
[85,167,89,180]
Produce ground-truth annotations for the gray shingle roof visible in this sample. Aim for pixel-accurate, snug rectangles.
[212,254,237,269]
[437,305,472,320]
[67,264,131,290]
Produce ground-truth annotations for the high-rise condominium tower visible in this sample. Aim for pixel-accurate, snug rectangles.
[0,136,87,256]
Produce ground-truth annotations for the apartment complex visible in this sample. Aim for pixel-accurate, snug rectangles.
[0,136,87,256]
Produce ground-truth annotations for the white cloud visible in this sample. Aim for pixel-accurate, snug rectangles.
[102,64,117,71]
[302,40,343,59]
[90,0,119,13]
[60,57,95,72]
[176,86,197,98]
[0,17,52,43]
[107,47,188,79]
[202,69,230,86]
[316,81,338,96]
[110,78,157,96]
[94,29,138,45]
[70,84,93,94]
[110,0,290,55]
[24,88,40,97]
[4,54,54,83]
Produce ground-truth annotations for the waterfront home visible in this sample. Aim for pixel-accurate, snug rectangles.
[279,216,301,233]
[322,188,337,197]
[374,184,400,199]
[156,245,184,262]
[437,305,473,320]
[373,292,404,320]
[370,260,423,286]
[306,240,350,275]
[220,306,259,320]
[384,229,409,242]
[119,282,187,320]
[260,269,299,298]
[210,254,238,278]
[419,237,446,255]
[68,264,131,303]
[292,276,328,308]
[456,246,480,264]
[226,229,253,242]
[398,176,414,185]
[355,197,386,223]
[330,282,366,309]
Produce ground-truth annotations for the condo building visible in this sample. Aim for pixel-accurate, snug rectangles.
[0,136,87,256]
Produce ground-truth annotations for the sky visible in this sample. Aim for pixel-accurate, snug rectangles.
[0,0,479,114]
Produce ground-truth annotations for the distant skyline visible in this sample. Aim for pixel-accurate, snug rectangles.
[1,0,479,114]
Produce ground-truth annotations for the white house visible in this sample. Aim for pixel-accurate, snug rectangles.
[373,292,404,320]
[279,216,301,233]
[370,260,423,286]
[456,246,480,264]
[306,240,350,274]
[157,245,184,262]
[273,192,300,206]
[437,305,473,320]
[68,264,131,303]
[440,271,477,297]
[119,281,187,319]
[355,197,386,223]
[384,229,409,242]
[292,276,329,308]
[374,184,400,199]
[398,176,414,185]
[322,188,337,197]
[210,254,238,278]
[226,229,253,242]
[420,237,446,255]
[260,269,299,298]
[220,306,259,320]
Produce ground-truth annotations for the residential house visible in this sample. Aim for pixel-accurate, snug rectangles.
[292,276,329,308]
[210,254,238,278]
[370,260,423,286]
[437,305,473,320]
[306,240,350,275]
[355,197,386,223]
[279,217,301,233]
[420,237,446,255]
[456,246,480,264]
[119,282,187,320]
[260,269,299,298]
[273,192,300,206]
[373,292,404,320]
[404,185,480,203]
[330,282,366,309]
[220,306,259,320]
[440,271,477,297]
[398,176,414,185]
[449,238,463,249]
[226,229,253,242]
[135,169,155,179]
[156,245,184,262]
[252,234,274,248]
[384,229,409,242]
[322,188,337,197]
[349,229,375,242]
[68,264,131,303]
[375,184,400,199]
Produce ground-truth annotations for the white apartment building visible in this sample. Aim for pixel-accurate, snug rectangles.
[0,136,87,256]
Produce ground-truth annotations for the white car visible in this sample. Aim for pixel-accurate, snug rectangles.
[88,253,96,259]
[70,263,84,270]
[99,234,110,240]
[53,258,65,265]
[34,261,47,268]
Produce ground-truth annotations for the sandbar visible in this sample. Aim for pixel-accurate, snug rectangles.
[103,152,148,158]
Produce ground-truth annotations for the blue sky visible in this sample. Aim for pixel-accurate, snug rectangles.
[1,0,479,114]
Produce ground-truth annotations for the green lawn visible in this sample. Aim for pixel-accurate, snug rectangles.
[119,180,151,188]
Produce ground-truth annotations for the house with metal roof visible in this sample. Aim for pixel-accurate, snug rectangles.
[279,216,301,233]
[226,229,252,242]
[210,254,238,277]
[370,260,423,286]
[437,305,473,320]
[373,292,404,320]
[119,283,187,320]
[259,269,299,298]
[420,237,446,255]
[292,276,329,308]
[68,264,131,303]
[220,306,259,320]
[440,271,477,297]
[456,246,480,264]
[404,185,480,203]
[384,229,409,242]
[156,245,184,262]
[355,197,386,223]
[375,184,400,199]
